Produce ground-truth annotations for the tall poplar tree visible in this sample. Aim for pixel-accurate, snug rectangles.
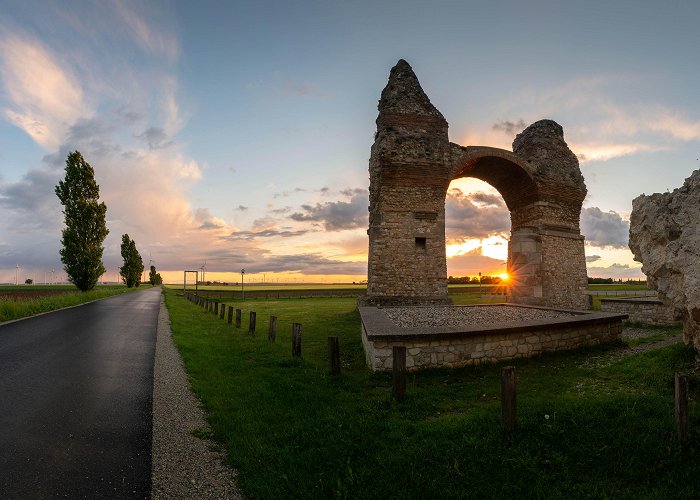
[55,151,109,291]
[119,234,144,288]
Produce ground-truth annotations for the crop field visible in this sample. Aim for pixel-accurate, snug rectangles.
[0,286,75,301]
[164,288,698,499]
[0,284,138,323]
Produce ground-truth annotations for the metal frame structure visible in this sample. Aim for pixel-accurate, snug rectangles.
[183,270,199,295]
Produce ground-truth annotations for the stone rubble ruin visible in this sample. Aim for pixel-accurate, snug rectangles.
[629,170,700,352]
[363,59,590,309]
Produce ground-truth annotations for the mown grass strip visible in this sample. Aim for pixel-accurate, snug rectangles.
[0,285,139,322]
[165,288,699,499]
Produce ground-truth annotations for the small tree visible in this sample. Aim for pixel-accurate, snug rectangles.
[149,265,157,285]
[25,278,33,285]
[154,273,163,285]
[119,234,143,288]
[55,151,109,291]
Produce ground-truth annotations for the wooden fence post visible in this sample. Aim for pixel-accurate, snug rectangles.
[392,346,406,401]
[220,303,225,319]
[214,302,219,315]
[227,306,233,324]
[235,309,242,328]
[675,372,689,442]
[292,323,302,357]
[501,365,517,432]
[249,311,256,335]
[268,316,277,342]
[328,336,340,375]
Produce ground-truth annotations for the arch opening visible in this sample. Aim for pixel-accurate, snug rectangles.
[445,178,510,285]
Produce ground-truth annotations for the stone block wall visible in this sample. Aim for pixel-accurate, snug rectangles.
[539,231,589,310]
[600,298,679,325]
[361,315,623,371]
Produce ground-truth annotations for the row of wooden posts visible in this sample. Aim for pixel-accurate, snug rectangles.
[184,292,691,440]
[183,292,341,374]
[499,366,691,440]
[392,347,691,441]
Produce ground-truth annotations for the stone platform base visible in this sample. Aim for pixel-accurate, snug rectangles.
[359,304,627,371]
[600,297,679,325]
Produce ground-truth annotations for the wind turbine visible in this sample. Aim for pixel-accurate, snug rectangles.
[199,261,207,283]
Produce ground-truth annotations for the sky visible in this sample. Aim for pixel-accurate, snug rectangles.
[1,0,699,284]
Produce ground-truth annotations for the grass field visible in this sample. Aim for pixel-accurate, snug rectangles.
[178,283,368,292]
[587,283,650,291]
[0,284,139,323]
[164,288,698,499]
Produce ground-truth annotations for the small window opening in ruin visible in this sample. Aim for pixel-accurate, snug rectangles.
[415,237,427,250]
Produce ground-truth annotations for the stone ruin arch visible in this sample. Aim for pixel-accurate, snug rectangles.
[365,60,589,310]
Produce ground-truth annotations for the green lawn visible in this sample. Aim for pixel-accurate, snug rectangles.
[164,288,698,499]
[587,283,650,291]
[0,284,140,322]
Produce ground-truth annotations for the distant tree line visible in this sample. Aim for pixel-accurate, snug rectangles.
[447,275,504,285]
[587,277,647,285]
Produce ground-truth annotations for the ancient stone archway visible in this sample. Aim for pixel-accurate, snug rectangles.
[365,60,589,310]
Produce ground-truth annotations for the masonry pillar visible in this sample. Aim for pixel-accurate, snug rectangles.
[364,60,452,305]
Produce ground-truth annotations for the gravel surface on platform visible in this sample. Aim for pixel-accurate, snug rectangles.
[383,305,577,328]
[151,293,240,499]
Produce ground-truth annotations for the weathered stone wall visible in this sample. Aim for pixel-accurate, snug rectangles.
[365,60,589,310]
[365,60,450,305]
[600,298,679,325]
[539,231,589,310]
[629,169,700,351]
[361,317,622,371]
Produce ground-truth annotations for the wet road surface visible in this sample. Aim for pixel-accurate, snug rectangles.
[0,287,160,498]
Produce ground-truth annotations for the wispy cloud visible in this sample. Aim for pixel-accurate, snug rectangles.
[587,262,644,279]
[111,0,179,62]
[222,228,309,240]
[445,187,509,240]
[573,142,665,163]
[0,34,89,149]
[135,127,173,149]
[289,188,368,231]
[466,75,700,165]
[194,208,228,231]
[492,119,527,136]
[580,207,629,248]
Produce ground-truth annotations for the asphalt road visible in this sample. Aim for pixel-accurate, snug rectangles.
[0,287,161,499]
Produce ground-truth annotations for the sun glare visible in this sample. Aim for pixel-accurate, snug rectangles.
[498,272,509,281]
